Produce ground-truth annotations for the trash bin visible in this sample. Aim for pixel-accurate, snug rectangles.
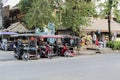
[103,40,106,48]
[98,41,104,48]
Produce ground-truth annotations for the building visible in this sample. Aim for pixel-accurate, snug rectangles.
[2,0,21,28]
[82,18,120,33]
[82,17,120,41]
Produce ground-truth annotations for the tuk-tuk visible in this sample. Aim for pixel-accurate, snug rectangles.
[12,34,78,60]
[12,34,41,60]
[12,34,64,60]
[0,32,18,51]
[40,35,77,57]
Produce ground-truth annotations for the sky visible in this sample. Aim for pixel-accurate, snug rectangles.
[1,0,120,10]
[2,0,21,9]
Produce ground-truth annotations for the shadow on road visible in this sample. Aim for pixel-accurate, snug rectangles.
[0,58,17,62]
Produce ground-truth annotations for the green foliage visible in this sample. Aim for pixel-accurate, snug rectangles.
[19,0,34,13]
[61,0,96,33]
[107,41,120,50]
[98,0,120,20]
[114,9,120,23]
[24,0,56,29]
[19,0,96,33]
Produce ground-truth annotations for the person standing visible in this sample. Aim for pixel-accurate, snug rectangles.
[92,32,97,47]
[70,38,74,46]
[86,33,92,48]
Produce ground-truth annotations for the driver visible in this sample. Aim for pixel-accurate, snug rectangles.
[29,37,36,47]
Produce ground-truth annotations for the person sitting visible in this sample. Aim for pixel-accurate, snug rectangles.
[62,43,76,57]
[29,37,36,47]
[61,43,68,56]
[46,41,53,52]
[53,41,59,54]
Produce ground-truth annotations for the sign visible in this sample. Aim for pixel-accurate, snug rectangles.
[47,23,55,43]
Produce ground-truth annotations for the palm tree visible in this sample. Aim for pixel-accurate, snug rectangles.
[97,0,120,41]
[108,0,113,41]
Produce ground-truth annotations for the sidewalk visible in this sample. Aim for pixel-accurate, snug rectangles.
[74,46,113,55]
[0,51,15,61]
[74,49,96,55]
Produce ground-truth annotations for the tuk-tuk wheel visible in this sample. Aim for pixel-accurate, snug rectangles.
[4,46,7,51]
[14,53,19,59]
[22,52,29,61]
[47,52,52,59]
[64,52,68,57]
[14,51,20,59]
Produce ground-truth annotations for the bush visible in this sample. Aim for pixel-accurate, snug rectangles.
[107,41,120,50]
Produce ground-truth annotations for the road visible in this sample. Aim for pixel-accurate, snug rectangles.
[0,51,120,80]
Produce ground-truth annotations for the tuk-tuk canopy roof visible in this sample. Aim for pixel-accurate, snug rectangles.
[40,35,71,38]
[0,32,18,35]
[11,34,38,37]
[11,34,73,38]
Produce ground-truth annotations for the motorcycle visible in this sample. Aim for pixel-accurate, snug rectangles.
[61,44,76,57]
[39,44,53,59]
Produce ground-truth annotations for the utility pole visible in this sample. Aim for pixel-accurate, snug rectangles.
[108,0,113,41]
[0,0,3,29]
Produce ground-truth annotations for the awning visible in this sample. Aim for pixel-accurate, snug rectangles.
[82,18,120,32]
[5,22,29,33]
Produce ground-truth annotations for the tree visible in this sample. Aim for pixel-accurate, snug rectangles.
[19,0,34,14]
[61,0,96,34]
[19,0,65,29]
[113,0,120,22]
[98,0,120,20]
[24,0,56,29]
[97,0,120,41]
[19,0,96,33]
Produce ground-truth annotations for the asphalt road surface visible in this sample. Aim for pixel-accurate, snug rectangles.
[0,51,120,80]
